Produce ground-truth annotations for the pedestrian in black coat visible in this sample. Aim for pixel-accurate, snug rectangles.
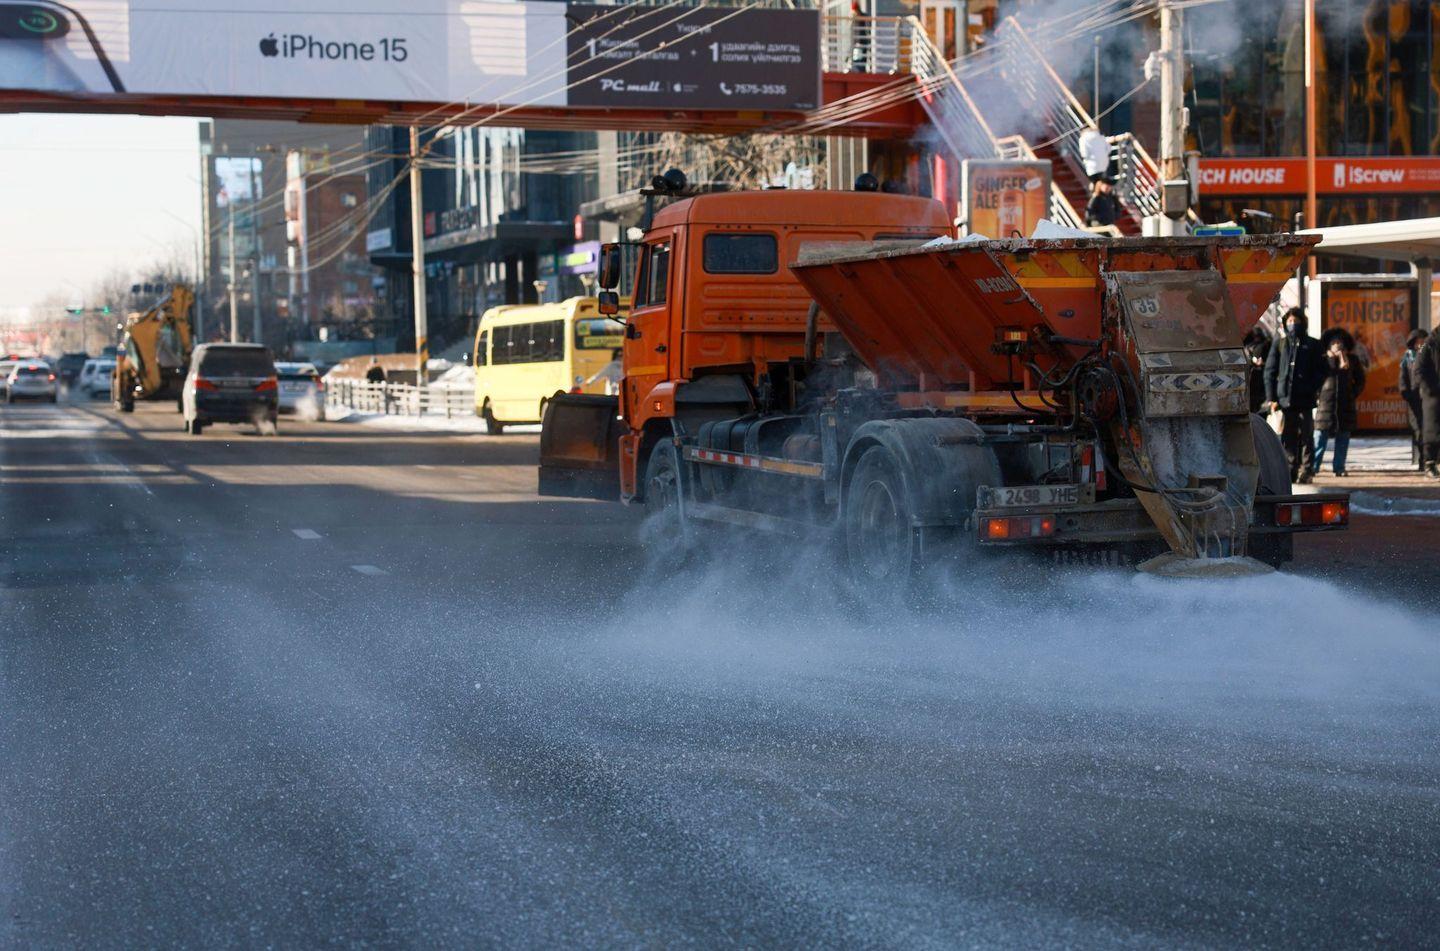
[1313,329,1365,476]
[1399,329,1429,470]
[1417,329,1440,479]
[1264,308,1329,482]
[1242,327,1271,414]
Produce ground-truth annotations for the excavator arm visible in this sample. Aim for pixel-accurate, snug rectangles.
[113,284,194,411]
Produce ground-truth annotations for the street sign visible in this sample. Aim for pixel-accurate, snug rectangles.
[1192,226,1246,236]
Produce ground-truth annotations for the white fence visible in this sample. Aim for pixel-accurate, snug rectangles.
[326,379,476,419]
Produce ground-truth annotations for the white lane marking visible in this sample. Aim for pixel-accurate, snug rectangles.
[350,564,387,576]
[292,528,322,539]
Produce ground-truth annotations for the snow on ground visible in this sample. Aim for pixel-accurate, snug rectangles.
[1341,437,1414,471]
[1349,490,1440,516]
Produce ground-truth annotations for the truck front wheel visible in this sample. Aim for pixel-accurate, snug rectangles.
[641,439,692,562]
[845,446,920,591]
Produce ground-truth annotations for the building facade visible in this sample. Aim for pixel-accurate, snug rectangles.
[200,119,372,354]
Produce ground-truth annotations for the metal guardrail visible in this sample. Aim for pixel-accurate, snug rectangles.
[326,379,476,419]
[905,16,1003,162]
[822,15,913,74]
[994,17,1198,228]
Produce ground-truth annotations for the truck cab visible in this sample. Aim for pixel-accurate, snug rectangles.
[609,189,952,498]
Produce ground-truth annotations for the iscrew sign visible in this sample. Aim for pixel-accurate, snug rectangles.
[1197,157,1440,195]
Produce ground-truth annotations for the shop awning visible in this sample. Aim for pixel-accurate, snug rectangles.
[1300,217,1440,263]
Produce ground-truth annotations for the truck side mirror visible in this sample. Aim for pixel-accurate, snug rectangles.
[597,290,621,316]
[598,243,622,290]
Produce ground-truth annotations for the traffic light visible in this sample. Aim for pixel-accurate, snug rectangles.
[100,305,111,315]
[65,305,83,315]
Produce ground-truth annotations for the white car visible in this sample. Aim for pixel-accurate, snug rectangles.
[0,361,17,397]
[275,362,325,419]
[78,359,116,399]
[6,362,58,403]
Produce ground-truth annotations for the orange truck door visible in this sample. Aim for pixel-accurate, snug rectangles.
[624,234,677,425]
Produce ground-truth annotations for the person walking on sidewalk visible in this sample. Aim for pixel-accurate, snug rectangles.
[1264,307,1328,483]
[1417,328,1440,480]
[1314,329,1366,477]
[1399,329,1429,470]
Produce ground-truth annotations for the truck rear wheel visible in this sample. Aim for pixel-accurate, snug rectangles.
[845,446,920,591]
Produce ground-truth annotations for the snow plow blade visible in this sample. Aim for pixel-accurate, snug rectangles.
[538,393,624,501]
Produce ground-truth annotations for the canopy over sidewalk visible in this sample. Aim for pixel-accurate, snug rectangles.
[1300,217,1440,330]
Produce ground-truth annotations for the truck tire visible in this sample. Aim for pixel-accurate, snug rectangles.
[845,445,920,591]
[1249,413,1293,568]
[641,439,692,561]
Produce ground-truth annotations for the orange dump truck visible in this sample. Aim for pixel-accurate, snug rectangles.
[540,187,1348,583]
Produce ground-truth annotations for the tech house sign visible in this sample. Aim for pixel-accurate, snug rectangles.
[1196,157,1440,196]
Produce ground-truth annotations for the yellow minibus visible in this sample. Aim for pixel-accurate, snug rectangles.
[473,297,625,433]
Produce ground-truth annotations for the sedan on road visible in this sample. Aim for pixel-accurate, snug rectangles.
[6,362,58,402]
[275,361,325,420]
[0,360,17,398]
[182,344,280,436]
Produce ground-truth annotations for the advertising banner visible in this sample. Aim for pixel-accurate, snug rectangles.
[1196,157,1440,196]
[960,160,1051,238]
[1317,280,1417,432]
[0,1,819,110]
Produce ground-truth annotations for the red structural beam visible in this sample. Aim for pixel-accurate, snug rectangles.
[0,72,925,138]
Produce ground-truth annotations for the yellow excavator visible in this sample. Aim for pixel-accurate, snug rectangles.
[111,284,194,412]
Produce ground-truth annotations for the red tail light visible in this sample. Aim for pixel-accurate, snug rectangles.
[570,386,582,394]
[47,374,56,382]
[983,514,1057,540]
[255,377,278,392]
[1275,500,1348,527]
[193,377,218,391]
[314,377,325,392]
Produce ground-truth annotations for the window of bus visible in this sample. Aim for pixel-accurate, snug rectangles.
[574,318,624,351]
[634,242,670,307]
[491,320,564,366]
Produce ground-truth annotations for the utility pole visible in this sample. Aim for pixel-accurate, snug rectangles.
[247,156,263,345]
[227,201,240,343]
[1303,0,1318,277]
[1146,0,1189,236]
[409,126,429,390]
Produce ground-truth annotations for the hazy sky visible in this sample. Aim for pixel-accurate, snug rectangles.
[0,114,203,320]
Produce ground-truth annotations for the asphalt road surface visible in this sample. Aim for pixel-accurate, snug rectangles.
[2,397,1436,947]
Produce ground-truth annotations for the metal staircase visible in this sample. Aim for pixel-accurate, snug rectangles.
[893,14,1180,234]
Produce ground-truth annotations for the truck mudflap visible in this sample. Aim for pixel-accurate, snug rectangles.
[973,491,1349,546]
[538,393,625,501]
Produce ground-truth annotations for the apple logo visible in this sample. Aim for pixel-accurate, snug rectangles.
[259,33,278,57]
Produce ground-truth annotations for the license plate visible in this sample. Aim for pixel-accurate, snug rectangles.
[979,484,1083,509]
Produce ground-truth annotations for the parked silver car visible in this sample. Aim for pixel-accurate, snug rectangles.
[78,359,116,399]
